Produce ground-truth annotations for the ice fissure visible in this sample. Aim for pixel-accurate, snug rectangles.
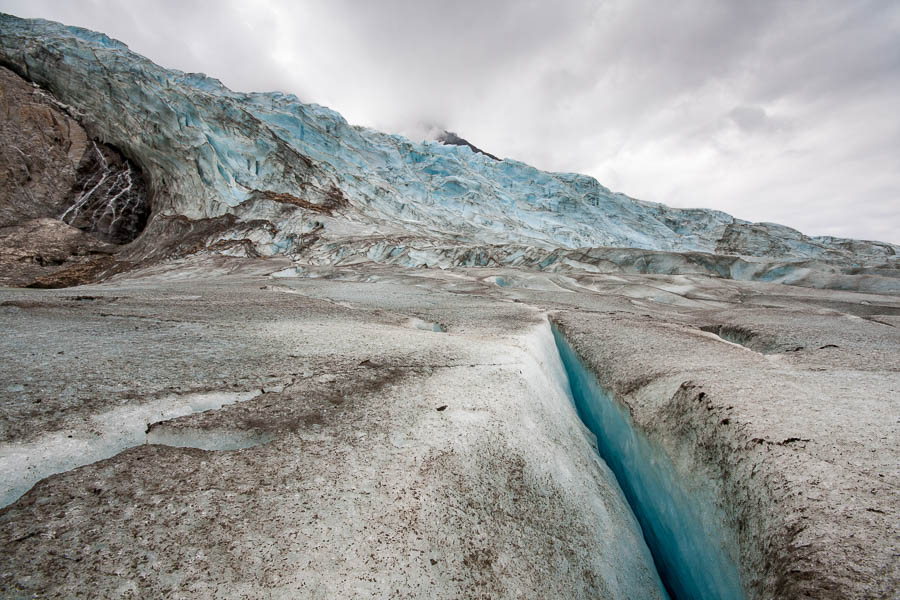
[550,323,745,600]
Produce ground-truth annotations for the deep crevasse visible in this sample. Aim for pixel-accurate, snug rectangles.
[550,323,745,600]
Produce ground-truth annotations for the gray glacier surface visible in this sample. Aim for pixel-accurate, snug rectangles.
[0,12,898,600]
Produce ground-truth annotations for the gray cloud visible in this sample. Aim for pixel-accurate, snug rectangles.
[1,0,898,243]
[728,106,771,133]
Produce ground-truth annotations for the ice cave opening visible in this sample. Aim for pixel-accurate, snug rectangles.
[551,324,746,600]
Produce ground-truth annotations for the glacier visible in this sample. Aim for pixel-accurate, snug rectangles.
[0,12,898,600]
[1,12,897,293]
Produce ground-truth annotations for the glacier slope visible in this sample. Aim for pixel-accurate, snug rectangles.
[1,12,896,290]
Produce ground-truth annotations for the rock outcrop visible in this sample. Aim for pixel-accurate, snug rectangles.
[0,63,148,286]
[0,218,116,287]
[435,130,501,161]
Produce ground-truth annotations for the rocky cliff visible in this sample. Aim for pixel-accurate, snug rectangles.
[0,65,144,286]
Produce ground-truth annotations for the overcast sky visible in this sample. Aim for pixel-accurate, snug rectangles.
[3,0,898,243]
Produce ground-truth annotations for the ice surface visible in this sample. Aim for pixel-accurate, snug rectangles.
[407,317,447,332]
[146,426,274,451]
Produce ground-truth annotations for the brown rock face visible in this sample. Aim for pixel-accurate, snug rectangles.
[0,66,88,227]
[0,218,116,287]
[0,66,149,286]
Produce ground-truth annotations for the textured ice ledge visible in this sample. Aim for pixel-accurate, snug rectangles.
[0,389,261,507]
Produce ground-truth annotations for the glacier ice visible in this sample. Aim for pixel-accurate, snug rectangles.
[553,325,745,600]
[1,12,895,276]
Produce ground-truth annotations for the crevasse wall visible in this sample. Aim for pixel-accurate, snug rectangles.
[551,324,745,600]
[520,321,671,599]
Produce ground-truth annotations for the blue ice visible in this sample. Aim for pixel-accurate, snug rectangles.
[552,325,745,600]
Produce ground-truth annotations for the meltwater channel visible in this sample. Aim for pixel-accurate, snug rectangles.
[551,324,745,600]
